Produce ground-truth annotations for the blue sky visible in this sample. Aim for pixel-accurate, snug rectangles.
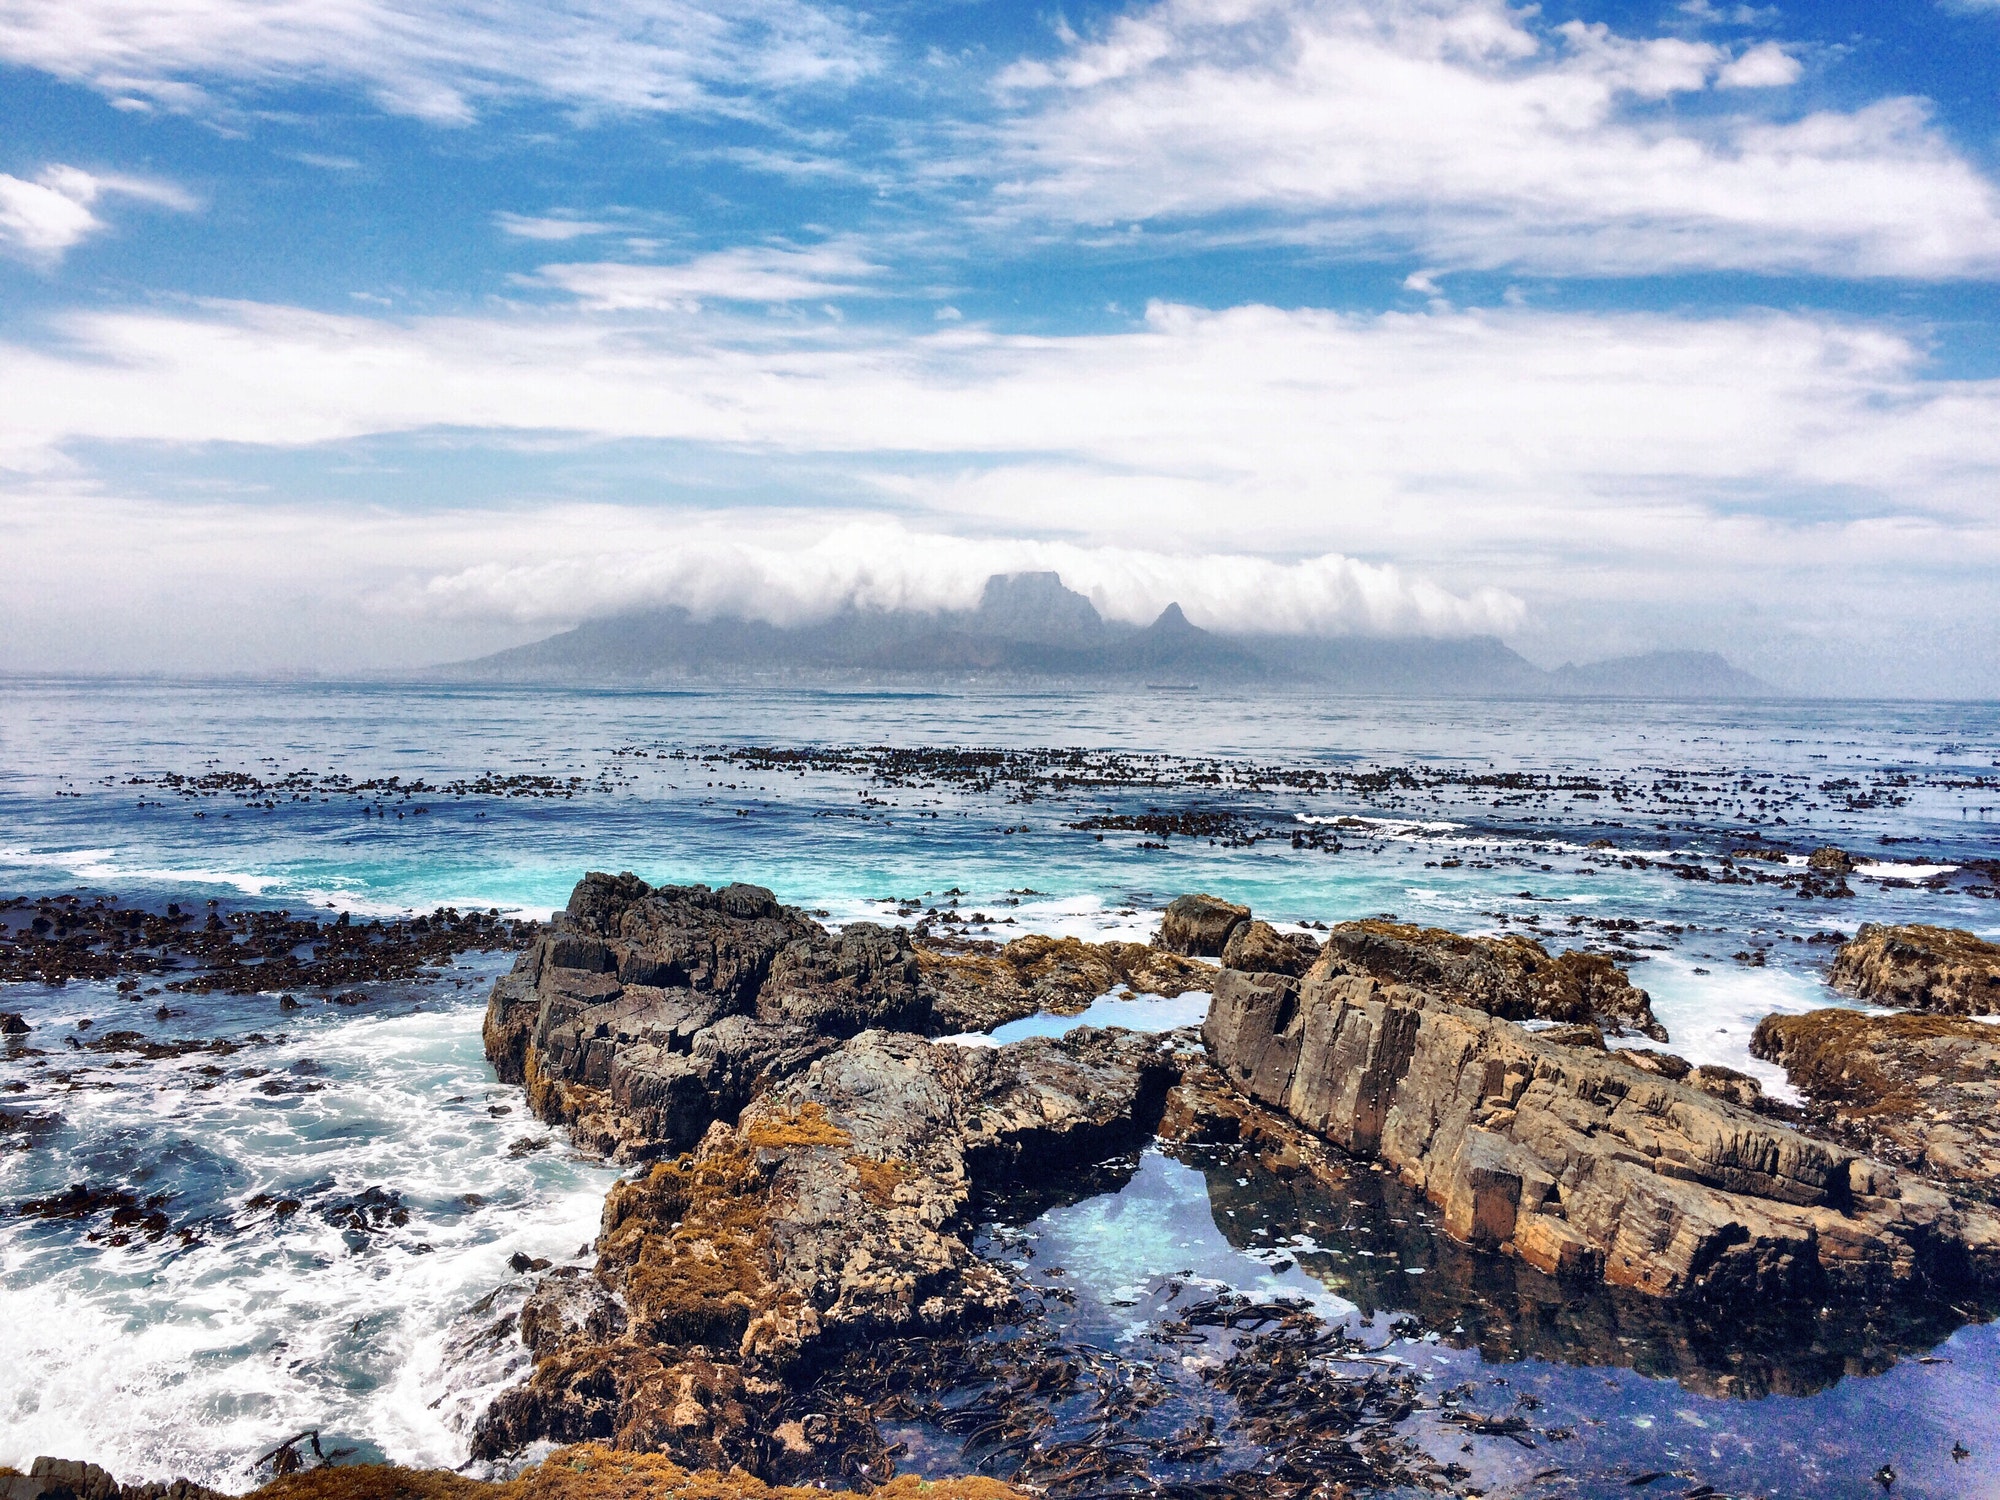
[2,0,1998,694]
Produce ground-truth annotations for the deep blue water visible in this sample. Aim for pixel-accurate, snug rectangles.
[1,679,1997,1496]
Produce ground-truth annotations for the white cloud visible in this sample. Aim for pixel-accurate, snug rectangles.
[0,164,194,259]
[0,0,876,124]
[992,0,2000,277]
[0,289,1997,680]
[3,295,1998,539]
[1717,40,1801,88]
[528,241,881,308]
[494,212,612,241]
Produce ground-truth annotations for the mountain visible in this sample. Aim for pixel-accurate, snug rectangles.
[437,572,1773,698]
[1548,651,1773,699]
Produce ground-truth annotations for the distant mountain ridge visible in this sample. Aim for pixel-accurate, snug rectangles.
[438,571,1774,698]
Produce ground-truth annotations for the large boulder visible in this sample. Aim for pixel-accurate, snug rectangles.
[1154,893,1250,956]
[917,933,1213,1033]
[1828,923,2000,1016]
[1752,1008,2000,1195]
[1201,965,2000,1306]
[1221,919,1317,977]
[1316,919,1665,1039]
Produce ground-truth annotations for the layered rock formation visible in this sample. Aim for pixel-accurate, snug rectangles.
[1828,922,2000,1016]
[476,875,1174,1472]
[1317,919,1667,1039]
[1201,961,2000,1306]
[1752,1008,2000,1198]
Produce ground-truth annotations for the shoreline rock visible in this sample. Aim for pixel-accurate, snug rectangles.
[1828,923,2000,1016]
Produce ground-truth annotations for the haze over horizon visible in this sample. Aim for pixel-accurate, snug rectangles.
[4,0,1999,697]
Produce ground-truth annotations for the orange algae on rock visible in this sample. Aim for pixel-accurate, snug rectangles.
[252,1446,1025,1500]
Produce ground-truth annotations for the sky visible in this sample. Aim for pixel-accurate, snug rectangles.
[1,0,1998,696]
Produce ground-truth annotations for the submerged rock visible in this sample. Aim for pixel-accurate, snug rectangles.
[1202,963,2000,1306]
[1828,922,2000,1016]
[1752,1008,2000,1197]
[1317,918,1668,1039]
[1153,893,1249,956]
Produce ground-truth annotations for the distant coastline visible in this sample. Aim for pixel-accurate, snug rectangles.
[428,570,1776,700]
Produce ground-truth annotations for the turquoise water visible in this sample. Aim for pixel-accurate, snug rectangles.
[2,679,1997,1495]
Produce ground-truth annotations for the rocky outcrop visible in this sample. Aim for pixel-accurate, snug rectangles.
[916,933,1213,1032]
[1154,893,1249,956]
[1751,1009,2000,1198]
[1201,963,2000,1307]
[474,1028,1172,1471]
[1808,845,1856,875]
[477,872,1176,1474]
[482,876,929,1159]
[1828,923,2000,1016]
[1317,919,1667,1039]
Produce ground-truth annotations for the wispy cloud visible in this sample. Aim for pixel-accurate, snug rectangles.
[991,0,2000,278]
[528,241,882,307]
[0,0,878,123]
[0,164,196,260]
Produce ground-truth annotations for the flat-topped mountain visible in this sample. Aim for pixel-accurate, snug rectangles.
[437,571,1772,698]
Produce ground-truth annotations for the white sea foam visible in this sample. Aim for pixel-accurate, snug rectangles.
[0,1000,618,1490]
[1295,813,1466,836]
[1617,957,1848,1103]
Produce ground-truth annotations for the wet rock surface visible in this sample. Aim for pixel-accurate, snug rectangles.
[474,1030,1175,1474]
[1829,922,2000,1015]
[466,876,2000,1495]
[1316,919,1667,1040]
[1752,1007,2000,1199]
[1201,960,2000,1308]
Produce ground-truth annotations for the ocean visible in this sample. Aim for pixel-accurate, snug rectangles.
[1,678,1997,1498]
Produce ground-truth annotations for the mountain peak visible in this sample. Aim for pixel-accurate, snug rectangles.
[1150,602,1193,632]
[969,571,1104,645]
